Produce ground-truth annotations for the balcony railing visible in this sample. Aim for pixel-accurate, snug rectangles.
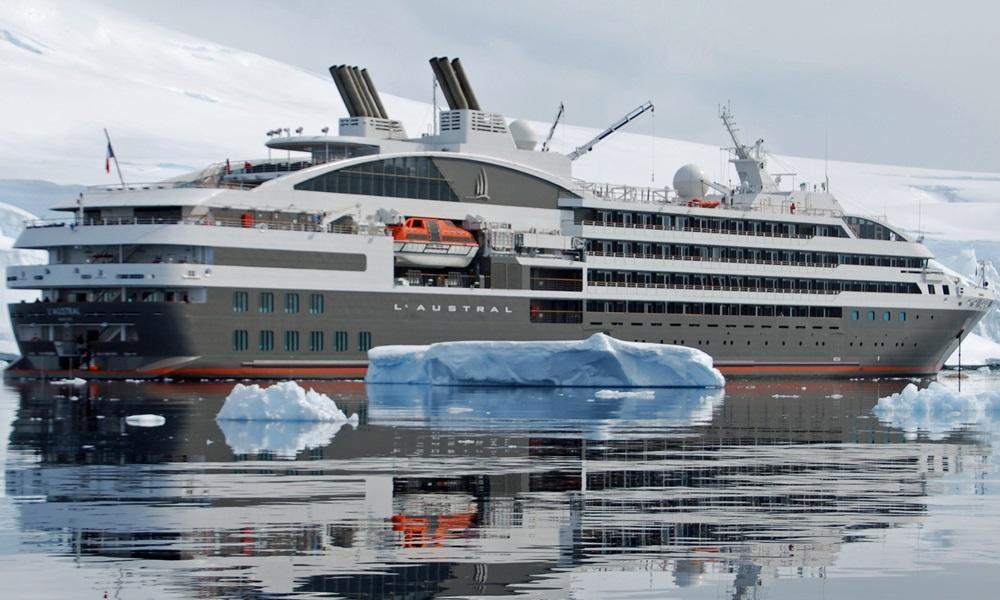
[24,217,365,236]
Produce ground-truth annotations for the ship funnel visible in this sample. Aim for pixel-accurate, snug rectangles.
[450,58,481,111]
[328,65,390,119]
[429,56,481,111]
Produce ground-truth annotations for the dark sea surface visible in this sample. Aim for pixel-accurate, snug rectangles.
[1,373,999,599]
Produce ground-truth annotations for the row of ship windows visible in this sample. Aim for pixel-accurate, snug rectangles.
[583,301,844,318]
[231,330,372,352]
[852,310,908,322]
[584,210,847,238]
[584,240,927,269]
[233,291,324,314]
[587,271,921,294]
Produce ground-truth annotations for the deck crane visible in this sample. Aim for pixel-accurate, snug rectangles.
[566,101,654,160]
[540,102,565,152]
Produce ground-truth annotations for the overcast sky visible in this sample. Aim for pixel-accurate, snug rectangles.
[100,0,999,172]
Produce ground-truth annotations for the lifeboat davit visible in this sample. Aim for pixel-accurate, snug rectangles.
[387,217,479,268]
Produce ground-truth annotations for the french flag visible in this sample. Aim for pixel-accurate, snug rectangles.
[105,141,115,173]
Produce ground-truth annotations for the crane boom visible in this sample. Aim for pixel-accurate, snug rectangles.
[566,101,654,161]
[540,101,564,152]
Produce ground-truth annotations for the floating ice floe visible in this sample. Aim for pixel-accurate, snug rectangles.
[215,382,359,458]
[594,389,656,399]
[873,382,1000,440]
[125,414,166,427]
[49,377,86,386]
[217,381,360,423]
[365,333,724,388]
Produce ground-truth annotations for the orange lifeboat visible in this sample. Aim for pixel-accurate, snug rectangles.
[686,198,721,208]
[387,217,479,268]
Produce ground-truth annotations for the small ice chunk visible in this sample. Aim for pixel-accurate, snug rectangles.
[50,377,87,386]
[217,381,359,423]
[873,382,1000,440]
[447,406,474,413]
[365,333,725,388]
[594,389,655,399]
[772,394,800,398]
[126,414,166,427]
[826,393,844,399]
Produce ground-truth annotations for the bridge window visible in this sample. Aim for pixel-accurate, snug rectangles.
[309,331,324,352]
[358,331,373,352]
[294,156,459,201]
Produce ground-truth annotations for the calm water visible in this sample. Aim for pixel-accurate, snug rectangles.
[1,374,999,599]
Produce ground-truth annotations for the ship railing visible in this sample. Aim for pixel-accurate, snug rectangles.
[573,179,673,204]
[586,251,838,268]
[587,281,841,295]
[23,217,363,236]
[580,220,816,240]
[529,277,583,292]
[528,309,583,324]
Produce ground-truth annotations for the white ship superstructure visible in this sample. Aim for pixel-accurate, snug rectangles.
[5,58,993,378]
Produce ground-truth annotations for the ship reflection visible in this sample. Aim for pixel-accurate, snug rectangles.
[2,378,992,599]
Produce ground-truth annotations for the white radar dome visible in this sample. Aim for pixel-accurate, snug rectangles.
[673,164,709,201]
[509,120,539,151]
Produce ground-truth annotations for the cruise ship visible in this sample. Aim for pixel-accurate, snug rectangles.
[5,58,994,379]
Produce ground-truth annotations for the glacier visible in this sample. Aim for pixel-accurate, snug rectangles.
[365,333,725,388]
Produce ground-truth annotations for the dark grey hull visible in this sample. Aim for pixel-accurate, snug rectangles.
[6,287,983,379]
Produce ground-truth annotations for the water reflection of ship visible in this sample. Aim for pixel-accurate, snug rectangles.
[3,379,992,599]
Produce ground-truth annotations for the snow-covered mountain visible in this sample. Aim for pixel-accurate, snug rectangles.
[1,0,999,360]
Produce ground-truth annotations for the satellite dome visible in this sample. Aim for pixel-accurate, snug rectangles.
[673,164,709,201]
[509,120,539,151]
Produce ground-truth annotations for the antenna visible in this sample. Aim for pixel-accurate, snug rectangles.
[824,129,829,192]
[541,101,565,152]
[432,75,438,135]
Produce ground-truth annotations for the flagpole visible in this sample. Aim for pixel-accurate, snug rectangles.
[104,128,127,189]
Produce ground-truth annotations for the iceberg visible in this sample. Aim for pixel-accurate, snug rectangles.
[48,377,87,386]
[873,381,1000,440]
[125,414,166,427]
[216,381,360,423]
[365,333,725,388]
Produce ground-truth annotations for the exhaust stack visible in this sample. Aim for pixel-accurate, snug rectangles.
[430,56,482,111]
[328,65,390,119]
[450,58,480,111]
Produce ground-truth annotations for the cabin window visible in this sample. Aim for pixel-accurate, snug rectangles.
[943,285,950,295]
[867,311,876,321]
[310,294,325,314]
[259,292,274,313]
[233,291,249,313]
[899,312,906,321]
[232,330,248,351]
[358,331,373,352]
[884,311,891,321]
[334,331,349,352]
[851,310,859,321]
[285,293,300,314]
[309,331,324,352]
[284,330,300,352]
[258,330,274,351]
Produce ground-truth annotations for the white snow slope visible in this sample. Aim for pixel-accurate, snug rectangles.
[2,0,999,357]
